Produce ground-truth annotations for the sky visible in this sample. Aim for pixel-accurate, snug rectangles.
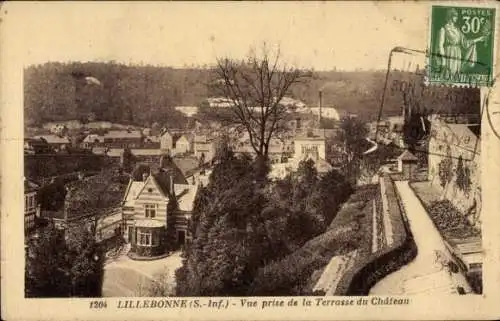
[2,2,432,71]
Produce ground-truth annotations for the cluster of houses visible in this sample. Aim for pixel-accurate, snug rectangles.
[25,126,218,166]
[367,115,405,148]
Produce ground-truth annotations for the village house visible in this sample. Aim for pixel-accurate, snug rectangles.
[174,106,199,117]
[174,134,193,155]
[193,135,216,164]
[81,134,104,149]
[160,129,174,152]
[294,129,327,162]
[103,129,142,149]
[121,155,199,257]
[24,138,53,154]
[24,178,40,233]
[34,135,70,151]
[269,129,333,180]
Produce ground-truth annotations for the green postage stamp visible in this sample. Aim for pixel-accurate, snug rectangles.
[428,5,496,87]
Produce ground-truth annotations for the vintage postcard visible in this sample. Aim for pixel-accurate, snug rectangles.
[1,1,500,320]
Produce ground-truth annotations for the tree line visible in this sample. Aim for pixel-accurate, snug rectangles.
[24,61,477,128]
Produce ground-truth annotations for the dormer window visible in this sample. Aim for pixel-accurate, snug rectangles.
[144,204,157,218]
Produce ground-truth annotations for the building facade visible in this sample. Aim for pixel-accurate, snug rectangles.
[160,130,174,151]
[122,159,197,257]
[174,135,192,154]
[24,179,40,233]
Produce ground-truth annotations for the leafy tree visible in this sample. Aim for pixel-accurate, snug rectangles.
[65,222,105,297]
[25,223,70,297]
[176,134,353,296]
[337,116,368,183]
[25,221,105,297]
[37,180,67,211]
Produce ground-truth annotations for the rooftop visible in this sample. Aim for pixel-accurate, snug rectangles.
[104,130,142,139]
[174,183,199,212]
[24,178,40,193]
[295,129,326,141]
[34,135,70,144]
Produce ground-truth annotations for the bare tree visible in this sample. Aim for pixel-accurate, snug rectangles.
[212,45,310,158]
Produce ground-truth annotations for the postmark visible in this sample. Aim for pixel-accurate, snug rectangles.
[427,5,496,87]
[375,46,482,162]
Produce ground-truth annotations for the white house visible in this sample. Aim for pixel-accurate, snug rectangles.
[194,135,215,164]
[122,159,197,257]
[294,130,327,161]
[81,134,104,149]
[160,130,174,151]
[175,106,199,117]
[175,135,192,154]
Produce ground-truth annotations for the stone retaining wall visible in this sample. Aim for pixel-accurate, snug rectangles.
[334,176,417,295]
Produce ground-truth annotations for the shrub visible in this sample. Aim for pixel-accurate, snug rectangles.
[249,251,330,296]
[428,200,480,239]
[466,271,482,294]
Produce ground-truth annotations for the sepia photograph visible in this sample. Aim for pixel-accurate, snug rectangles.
[2,1,500,320]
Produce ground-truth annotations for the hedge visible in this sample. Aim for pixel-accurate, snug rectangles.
[334,175,417,295]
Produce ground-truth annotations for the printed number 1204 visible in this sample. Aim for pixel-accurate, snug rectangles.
[90,301,108,309]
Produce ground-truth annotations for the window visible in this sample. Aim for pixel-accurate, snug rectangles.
[144,204,156,218]
[137,229,159,246]
[25,194,35,212]
[138,230,152,246]
[29,195,35,210]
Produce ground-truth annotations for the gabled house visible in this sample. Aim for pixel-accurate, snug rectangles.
[122,156,195,257]
[81,134,104,149]
[174,134,193,154]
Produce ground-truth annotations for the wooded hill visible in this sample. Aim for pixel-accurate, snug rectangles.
[24,62,480,127]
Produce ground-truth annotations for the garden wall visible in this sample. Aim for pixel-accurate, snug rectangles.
[334,175,417,295]
[427,119,481,220]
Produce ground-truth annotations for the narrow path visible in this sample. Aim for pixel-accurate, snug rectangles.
[369,181,471,295]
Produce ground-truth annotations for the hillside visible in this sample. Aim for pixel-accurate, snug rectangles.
[24,62,480,127]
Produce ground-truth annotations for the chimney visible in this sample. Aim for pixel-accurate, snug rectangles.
[142,172,148,182]
[169,174,174,194]
[318,90,323,126]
